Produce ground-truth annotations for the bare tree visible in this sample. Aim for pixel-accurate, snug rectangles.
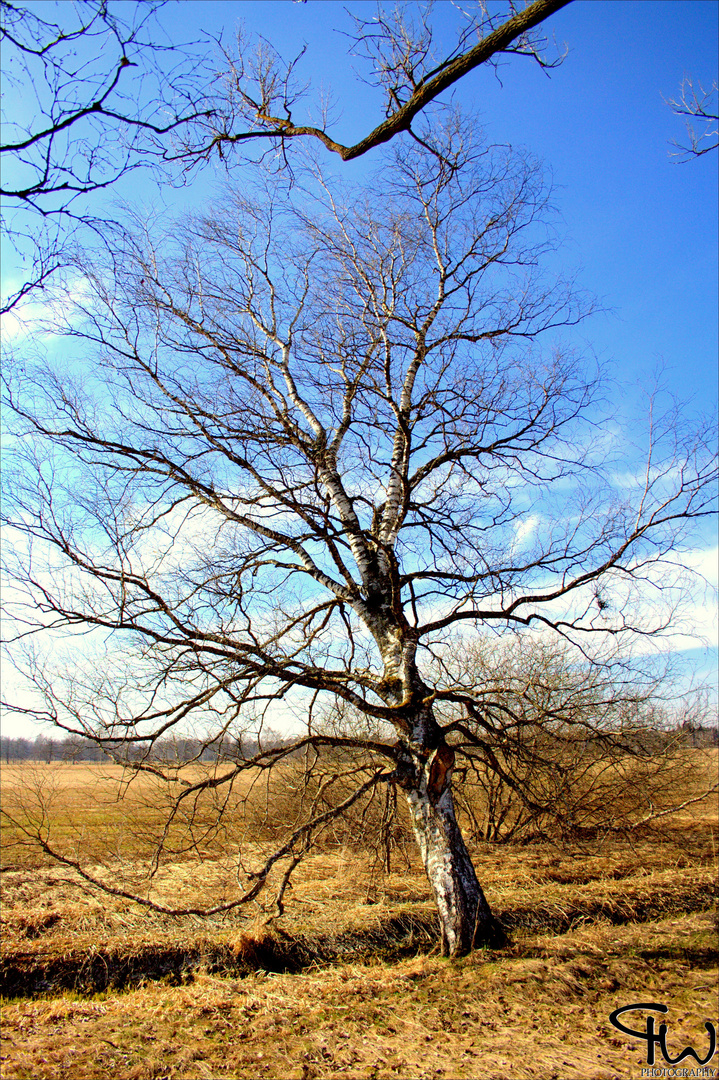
[1,0,572,312]
[184,0,573,166]
[2,129,716,956]
[0,1,205,205]
[0,0,216,313]
[441,638,716,845]
[666,77,718,160]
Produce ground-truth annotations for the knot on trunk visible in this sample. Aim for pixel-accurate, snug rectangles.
[427,742,455,803]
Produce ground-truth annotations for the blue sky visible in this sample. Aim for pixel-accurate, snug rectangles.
[5,0,718,405]
[1,0,717,738]
[177,0,718,405]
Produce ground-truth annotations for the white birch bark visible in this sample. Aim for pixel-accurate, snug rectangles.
[403,739,498,956]
[373,621,500,956]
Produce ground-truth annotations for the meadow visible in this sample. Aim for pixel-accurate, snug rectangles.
[1,755,717,1080]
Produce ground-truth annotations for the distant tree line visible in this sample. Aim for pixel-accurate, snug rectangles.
[0,733,282,764]
[2,722,717,765]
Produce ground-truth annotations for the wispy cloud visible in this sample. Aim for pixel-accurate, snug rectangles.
[0,277,90,342]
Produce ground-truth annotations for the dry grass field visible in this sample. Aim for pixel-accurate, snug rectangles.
[1,755,717,1080]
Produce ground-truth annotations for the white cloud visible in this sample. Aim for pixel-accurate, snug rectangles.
[0,277,91,342]
[513,513,540,548]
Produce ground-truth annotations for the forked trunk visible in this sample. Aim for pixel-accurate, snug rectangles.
[403,743,504,957]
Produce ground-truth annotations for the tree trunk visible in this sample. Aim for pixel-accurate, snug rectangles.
[403,742,504,957]
[371,628,503,955]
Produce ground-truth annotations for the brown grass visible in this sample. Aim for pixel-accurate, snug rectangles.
[1,909,717,1079]
[1,756,717,1079]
